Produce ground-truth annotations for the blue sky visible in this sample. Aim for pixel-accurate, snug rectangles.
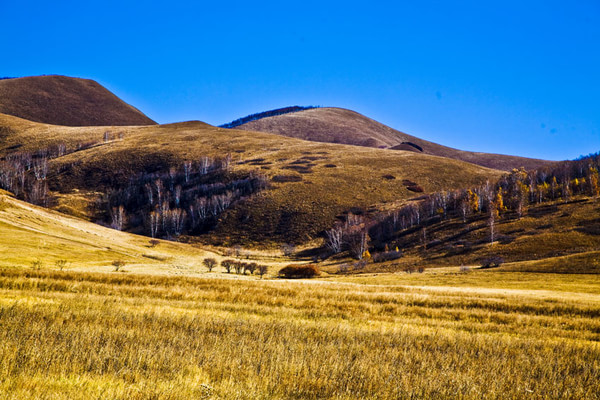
[1,1,599,160]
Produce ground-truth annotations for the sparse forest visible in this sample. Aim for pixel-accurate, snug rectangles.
[326,152,600,263]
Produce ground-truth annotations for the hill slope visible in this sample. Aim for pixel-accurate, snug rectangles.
[0,189,220,272]
[0,75,156,126]
[0,113,502,245]
[234,107,551,171]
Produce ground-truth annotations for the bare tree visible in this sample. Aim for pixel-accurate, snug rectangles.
[55,259,68,271]
[488,202,498,244]
[149,211,160,238]
[326,226,343,254]
[258,264,268,278]
[110,205,126,231]
[203,258,217,272]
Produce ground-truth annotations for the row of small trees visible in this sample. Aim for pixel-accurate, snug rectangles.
[204,258,269,277]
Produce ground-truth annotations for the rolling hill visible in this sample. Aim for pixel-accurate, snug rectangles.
[232,107,551,171]
[0,112,502,246]
[0,75,156,126]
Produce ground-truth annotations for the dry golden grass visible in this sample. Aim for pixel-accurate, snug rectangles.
[0,190,291,275]
[0,267,598,399]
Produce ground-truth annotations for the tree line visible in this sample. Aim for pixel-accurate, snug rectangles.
[219,106,320,129]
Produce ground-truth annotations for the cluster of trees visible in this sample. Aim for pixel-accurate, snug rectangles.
[103,156,268,238]
[325,213,371,259]
[220,259,269,277]
[0,149,52,205]
[219,106,319,129]
[327,152,600,259]
[0,135,118,206]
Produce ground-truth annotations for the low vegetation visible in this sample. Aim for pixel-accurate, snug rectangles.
[278,264,320,278]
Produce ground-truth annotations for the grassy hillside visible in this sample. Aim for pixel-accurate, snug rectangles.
[0,267,598,399]
[0,189,229,273]
[0,75,156,126]
[234,107,551,171]
[0,113,503,246]
[346,197,600,274]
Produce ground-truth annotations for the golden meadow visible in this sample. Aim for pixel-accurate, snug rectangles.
[0,267,598,399]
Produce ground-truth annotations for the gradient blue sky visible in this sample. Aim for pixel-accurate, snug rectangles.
[1,1,599,160]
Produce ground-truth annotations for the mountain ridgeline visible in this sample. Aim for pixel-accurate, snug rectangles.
[219,106,320,129]
[231,107,552,171]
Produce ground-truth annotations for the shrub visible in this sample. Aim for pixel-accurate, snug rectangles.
[55,259,68,271]
[278,264,320,279]
[480,256,504,269]
[233,261,244,274]
[353,260,368,271]
[272,175,302,183]
[244,263,257,275]
[112,260,126,272]
[337,263,351,274]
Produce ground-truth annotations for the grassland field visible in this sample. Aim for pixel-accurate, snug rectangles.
[0,265,598,399]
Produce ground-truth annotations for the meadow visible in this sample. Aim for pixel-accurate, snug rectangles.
[0,267,598,399]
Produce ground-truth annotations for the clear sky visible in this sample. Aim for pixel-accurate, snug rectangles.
[1,1,598,160]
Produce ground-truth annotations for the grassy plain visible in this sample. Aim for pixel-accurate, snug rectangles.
[0,266,598,399]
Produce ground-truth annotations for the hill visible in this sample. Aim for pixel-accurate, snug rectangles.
[0,113,502,246]
[0,75,156,126]
[232,107,551,171]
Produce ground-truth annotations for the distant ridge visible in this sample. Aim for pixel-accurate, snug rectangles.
[233,107,552,171]
[0,75,156,127]
[219,106,319,129]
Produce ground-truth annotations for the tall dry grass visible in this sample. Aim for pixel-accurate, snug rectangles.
[0,268,598,399]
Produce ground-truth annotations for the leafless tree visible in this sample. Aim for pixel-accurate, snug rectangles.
[326,226,343,254]
[203,258,217,272]
[110,205,126,231]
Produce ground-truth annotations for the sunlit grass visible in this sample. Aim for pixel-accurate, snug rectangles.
[0,267,598,399]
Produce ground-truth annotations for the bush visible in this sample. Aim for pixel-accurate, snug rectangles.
[272,175,302,183]
[278,264,320,279]
[112,260,126,272]
[372,250,403,263]
[480,256,504,269]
